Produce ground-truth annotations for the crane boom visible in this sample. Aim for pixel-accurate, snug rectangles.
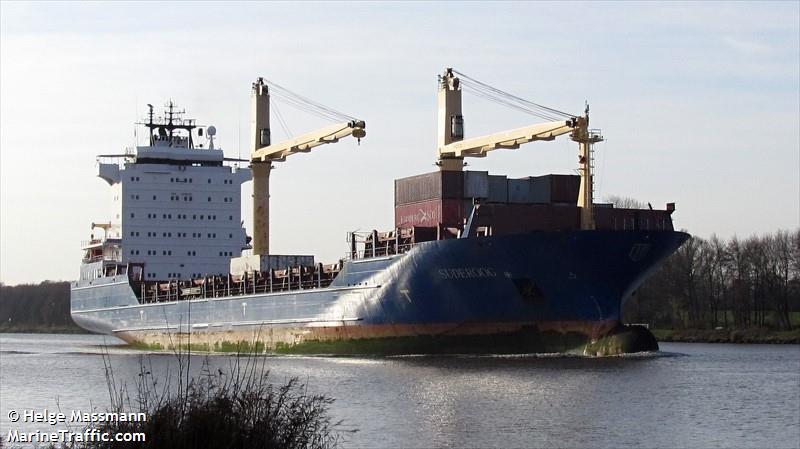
[252,120,366,162]
[439,119,577,158]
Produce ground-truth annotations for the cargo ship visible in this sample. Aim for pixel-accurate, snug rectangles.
[71,69,688,355]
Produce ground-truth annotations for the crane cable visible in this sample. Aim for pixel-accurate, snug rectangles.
[270,98,293,138]
[459,82,567,122]
[452,69,575,118]
[261,77,359,123]
[271,92,346,123]
[460,84,563,122]
[451,69,577,121]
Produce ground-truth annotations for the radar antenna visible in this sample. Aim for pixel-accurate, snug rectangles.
[207,125,217,150]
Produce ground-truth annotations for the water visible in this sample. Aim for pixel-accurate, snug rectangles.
[1,334,798,448]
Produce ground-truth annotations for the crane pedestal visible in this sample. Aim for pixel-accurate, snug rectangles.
[252,162,272,255]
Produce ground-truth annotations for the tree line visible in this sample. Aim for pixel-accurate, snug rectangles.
[624,229,800,330]
[0,281,83,332]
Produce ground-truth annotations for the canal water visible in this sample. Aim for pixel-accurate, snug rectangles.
[1,334,798,448]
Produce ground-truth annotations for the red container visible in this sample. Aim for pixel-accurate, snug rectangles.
[395,198,464,228]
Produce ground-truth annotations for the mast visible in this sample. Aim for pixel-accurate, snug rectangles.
[437,68,464,172]
[251,78,272,255]
[571,107,603,230]
[139,102,197,149]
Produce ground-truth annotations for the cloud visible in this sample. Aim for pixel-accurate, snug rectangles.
[721,36,775,57]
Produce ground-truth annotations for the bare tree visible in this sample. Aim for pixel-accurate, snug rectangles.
[705,235,727,328]
[767,230,793,329]
[604,195,646,209]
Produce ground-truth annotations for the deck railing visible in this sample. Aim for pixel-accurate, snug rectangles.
[134,264,342,305]
[345,242,417,261]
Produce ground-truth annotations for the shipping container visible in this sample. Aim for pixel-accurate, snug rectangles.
[529,176,551,203]
[487,175,508,203]
[508,178,532,203]
[549,174,581,204]
[463,171,489,199]
[394,171,463,205]
[471,203,579,234]
[526,174,581,204]
[395,198,464,228]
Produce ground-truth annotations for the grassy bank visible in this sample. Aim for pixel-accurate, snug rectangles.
[0,324,88,334]
[652,328,800,344]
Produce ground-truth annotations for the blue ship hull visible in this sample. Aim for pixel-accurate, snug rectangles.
[71,230,688,354]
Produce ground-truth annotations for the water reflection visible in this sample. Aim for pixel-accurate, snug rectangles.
[1,334,798,449]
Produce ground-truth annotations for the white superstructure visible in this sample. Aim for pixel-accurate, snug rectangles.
[88,103,251,281]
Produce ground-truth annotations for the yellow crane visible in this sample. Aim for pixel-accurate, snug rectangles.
[249,78,366,255]
[436,68,603,230]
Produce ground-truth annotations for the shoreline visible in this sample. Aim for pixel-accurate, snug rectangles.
[651,328,800,344]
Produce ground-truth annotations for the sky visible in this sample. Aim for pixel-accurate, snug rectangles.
[1,1,798,285]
